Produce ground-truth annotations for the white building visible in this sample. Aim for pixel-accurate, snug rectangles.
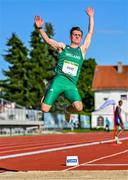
[91,62,128,129]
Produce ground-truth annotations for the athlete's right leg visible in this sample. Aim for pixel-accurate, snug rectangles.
[41,102,51,112]
[41,97,51,112]
[41,76,64,112]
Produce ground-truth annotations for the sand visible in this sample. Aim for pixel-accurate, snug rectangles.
[0,170,128,180]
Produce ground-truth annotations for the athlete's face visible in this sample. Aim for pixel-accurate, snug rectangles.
[70,30,82,45]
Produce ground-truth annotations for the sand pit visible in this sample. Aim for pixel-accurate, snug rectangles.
[0,170,128,180]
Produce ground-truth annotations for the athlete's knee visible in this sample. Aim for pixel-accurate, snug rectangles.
[41,103,51,112]
[73,102,83,112]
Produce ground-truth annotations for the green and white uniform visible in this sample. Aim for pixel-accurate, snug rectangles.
[43,45,84,105]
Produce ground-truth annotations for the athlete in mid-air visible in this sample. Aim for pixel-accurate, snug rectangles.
[34,7,94,122]
[115,100,125,144]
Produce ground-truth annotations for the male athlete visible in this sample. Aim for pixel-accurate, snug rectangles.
[115,100,125,144]
[34,7,94,121]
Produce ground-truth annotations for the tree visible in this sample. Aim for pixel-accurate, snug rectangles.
[78,58,96,112]
[28,23,57,108]
[0,23,58,109]
[0,33,30,106]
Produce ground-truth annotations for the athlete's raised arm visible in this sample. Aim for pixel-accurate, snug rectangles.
[81,7,94,54]
[34,16,65,51]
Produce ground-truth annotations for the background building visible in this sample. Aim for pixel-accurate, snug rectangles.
[91,62,128,129]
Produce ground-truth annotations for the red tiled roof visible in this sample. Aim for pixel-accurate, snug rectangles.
[92,65,128,91]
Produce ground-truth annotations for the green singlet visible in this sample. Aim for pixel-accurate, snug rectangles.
[43,45,84,105]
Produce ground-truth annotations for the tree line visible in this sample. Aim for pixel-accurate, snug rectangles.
[0,23,96,113]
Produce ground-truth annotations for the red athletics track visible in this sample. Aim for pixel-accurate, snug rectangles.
[0,132,128,172]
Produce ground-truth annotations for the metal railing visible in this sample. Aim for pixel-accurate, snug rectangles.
[0,98,44,135]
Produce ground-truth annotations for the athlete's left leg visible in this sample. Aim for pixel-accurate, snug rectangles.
[64,87,83,122]
[66,101,83,113]
[117,122,125,137]
[115,123,125,144]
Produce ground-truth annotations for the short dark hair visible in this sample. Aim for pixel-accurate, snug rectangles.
[118,100,123,105]
[70,27,83,36]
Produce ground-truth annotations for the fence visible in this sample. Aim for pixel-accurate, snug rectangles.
[0,98,91,135]
[0,98,43,135]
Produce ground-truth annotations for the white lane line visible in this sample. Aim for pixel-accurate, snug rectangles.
[0,141,86,154]
[81,163,128,166]
[0,139,98,151]
[63,149,128,171]
[0,137,128,160]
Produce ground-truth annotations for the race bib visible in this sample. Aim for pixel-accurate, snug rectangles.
[62,60,78,76]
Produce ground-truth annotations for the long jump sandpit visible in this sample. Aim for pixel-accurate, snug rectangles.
[0,170,128,180]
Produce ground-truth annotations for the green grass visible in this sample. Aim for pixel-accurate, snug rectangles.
[62,128,106,133]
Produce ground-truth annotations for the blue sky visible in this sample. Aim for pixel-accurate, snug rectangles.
[0,0,128,79]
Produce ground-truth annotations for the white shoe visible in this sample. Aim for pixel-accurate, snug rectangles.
[116,140,122,144]
[115,136,118,141]
[116,137,122,144]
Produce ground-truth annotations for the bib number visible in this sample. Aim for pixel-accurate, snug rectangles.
[62,60,78,76]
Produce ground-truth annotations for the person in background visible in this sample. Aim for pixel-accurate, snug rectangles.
[105,117,110,132]
[115,100,125,144]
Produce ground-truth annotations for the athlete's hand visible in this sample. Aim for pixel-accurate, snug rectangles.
[34,16,44,28]
[86,7,94,17]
